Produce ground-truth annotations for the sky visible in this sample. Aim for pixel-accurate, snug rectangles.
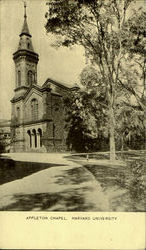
[0,0,86,120]
[0,0,145,120]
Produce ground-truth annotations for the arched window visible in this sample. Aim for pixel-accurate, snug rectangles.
[28,70,33,85]
[16,107,20,121]
[27,130,32,148]
[38,128,42,147]
[32,129,37,148]
[27,43,30,49]
[31,99,38,120]
[18,71,21,86]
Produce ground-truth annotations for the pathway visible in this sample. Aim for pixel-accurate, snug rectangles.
[0,153,110,211]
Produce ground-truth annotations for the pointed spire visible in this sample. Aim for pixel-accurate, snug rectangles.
[20,1,31,37]
[24,1,27,19]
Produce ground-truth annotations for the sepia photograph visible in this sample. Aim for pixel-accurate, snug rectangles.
[0,0,145,214]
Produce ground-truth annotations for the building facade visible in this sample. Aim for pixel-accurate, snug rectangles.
[10,5,77,153]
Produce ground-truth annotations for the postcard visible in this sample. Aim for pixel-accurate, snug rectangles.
[0,0,145,249]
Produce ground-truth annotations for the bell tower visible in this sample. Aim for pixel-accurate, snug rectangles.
[13,2,39,96]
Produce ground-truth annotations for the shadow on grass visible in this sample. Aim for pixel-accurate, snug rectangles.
[0,187,94,211]
[54,167,91,186]
[85,164,125,189]
[85,159,145,212]
[0,157,66,185]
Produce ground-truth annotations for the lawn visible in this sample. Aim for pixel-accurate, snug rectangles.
[68,150,146,212]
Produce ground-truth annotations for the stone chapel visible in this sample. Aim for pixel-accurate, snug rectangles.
[10,4,77,152]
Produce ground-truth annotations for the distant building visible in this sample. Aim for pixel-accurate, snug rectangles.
[0,120,11,152]
[10,4,78,153]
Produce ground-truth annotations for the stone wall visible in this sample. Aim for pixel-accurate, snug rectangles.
[10,81,71,152]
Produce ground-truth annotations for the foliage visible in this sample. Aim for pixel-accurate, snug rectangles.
[116,158,145,211]
[115,102,145,150]
[45,0,145,158]
[64,63,145,152]
[127,160,145,202]
[64,66,109,152]
[0,140,5,154]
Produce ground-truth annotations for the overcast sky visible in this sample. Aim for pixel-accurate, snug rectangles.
[0,0,144,120]
[0,0,86,120]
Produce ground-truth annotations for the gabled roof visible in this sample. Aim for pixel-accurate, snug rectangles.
[23,85,43,103]
[43,78,79,91]
[11,84,43,103]
[11,84,52,103]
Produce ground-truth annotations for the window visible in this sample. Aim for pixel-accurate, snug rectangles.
[38,128,42,147]
[31,99,38,120]
[16,107,20,121]
[27,130,32,148]
[32,129,37,148]
[28,70,33,85]
[27,43,30,49]
[18,71,21,86]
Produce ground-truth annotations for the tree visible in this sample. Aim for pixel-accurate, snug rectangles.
[64,66,109,152]
[115,103,145,150]
[65,65,145,152]
[120,10,146,110]
[45,0,145,160]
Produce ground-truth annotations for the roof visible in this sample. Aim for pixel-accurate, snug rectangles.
[43,78,79,90]
[11,84,43,103]
[11,77,79,103]
[20,17,31,37]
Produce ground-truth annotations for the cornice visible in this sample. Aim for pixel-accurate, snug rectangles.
[13,49,39,63]
[11,118,53,127]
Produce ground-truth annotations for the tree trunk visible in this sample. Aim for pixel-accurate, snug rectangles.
[109,105,116,161]
[121,135,124,151]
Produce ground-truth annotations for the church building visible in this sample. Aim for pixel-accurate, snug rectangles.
[10,4,77,153]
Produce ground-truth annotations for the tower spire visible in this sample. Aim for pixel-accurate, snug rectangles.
[24,1,27,19]
[20,1,31,37]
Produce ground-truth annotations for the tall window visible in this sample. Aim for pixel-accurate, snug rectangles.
[38,128,42,147]
[32,129,37,148]
[16,107,20,121]
[27,130,32,148]
[31,99,38,120]
[18,71,21,86]
[28,70,33,85]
